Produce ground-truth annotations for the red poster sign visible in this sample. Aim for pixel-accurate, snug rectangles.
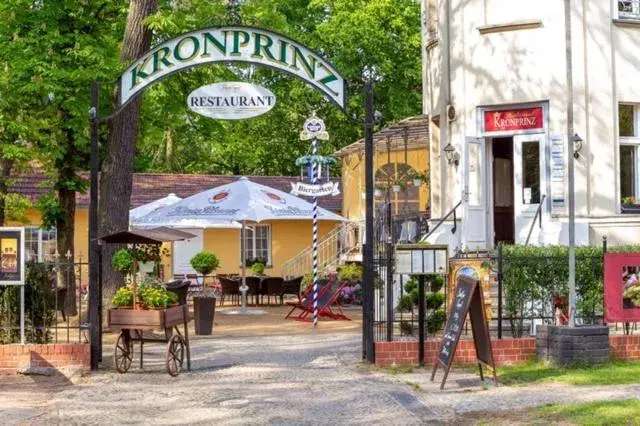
[604,253,640,323]
[484,107,544,133]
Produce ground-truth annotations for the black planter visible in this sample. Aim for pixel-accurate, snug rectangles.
[193,297,216,335]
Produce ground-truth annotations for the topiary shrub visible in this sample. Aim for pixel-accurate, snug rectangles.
[397,294,414,313]
[190,251,220,276]
[427,309,446,334]
[112,249,135,275]
[251,262,265,276]
[426,292,444,310]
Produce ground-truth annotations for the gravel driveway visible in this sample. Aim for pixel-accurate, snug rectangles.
[3,331,640,425]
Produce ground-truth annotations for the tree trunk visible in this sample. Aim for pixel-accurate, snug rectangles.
[57,184,77,316]
[99,0,156,310]
[0,159,15,226]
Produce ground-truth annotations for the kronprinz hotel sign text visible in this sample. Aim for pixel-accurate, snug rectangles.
[484,107,544,133]
[121,26,345,109]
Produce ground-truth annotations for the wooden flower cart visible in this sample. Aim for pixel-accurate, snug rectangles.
[99,227,196,377]
[108,304,191,376]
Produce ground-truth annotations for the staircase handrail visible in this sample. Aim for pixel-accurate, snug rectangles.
[524,194,546,245]
[421,201,462,242]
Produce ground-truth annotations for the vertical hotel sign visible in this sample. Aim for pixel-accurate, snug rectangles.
[484,107,544,133]
[0,227,25,285]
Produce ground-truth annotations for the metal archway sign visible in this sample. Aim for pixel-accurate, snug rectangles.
[119,26,346,110]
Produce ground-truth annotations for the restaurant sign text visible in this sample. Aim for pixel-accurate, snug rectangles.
[484,107,544,133]
[187,82,276,119]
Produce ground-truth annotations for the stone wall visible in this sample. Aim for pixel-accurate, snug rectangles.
[536,325,609,365]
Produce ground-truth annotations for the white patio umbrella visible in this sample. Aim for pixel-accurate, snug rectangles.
[133,177,345,312]
[129,193,182,221]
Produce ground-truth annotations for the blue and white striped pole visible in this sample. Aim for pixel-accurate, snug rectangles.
[311,136,319,328]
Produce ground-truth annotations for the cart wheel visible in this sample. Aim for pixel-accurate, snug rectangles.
[114,331,133,374]
[166,334,185,377]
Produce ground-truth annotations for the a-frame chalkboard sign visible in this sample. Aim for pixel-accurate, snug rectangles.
[430,275,498,389]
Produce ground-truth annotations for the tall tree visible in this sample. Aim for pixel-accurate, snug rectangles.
[100,0,157,307]
[0,0,125,314]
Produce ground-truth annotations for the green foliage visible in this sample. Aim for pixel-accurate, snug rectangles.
[139,286,177,309]
[36,194,64,230]
[426,292,444,310]
[535,399,640,425]
[0,263,55,344]
[338,263,363,282]
[426,309,446,334]
[430,275,445,293]
[190,251,220,275]
[111,287,134,308]
[501,244,640,337]
[112,249,135,275]
[399,320,413,336]
[397,294,414,313]
[251,262,266,276]
[3,193,32,224]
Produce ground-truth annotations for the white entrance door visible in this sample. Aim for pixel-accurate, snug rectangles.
[513,134,547,244]
[172,229,203,276]
[462,137,488,249]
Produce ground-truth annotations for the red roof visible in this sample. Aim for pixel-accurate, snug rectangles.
[11,172,342,212]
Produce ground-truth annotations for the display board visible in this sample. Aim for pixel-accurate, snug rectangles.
[604,252,640,323]
[430,275,497,389]
[0,227,25,285]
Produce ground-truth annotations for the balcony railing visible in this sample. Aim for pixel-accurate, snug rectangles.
[619,0,640,19]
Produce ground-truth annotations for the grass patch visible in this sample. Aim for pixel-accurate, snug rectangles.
[535,399,640,425]
[382,364,416,375]
[497,360,640,386]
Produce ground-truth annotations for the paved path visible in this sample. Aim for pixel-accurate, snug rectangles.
[2,332,640,424]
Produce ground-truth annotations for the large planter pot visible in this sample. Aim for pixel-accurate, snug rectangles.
[193,297,216,335]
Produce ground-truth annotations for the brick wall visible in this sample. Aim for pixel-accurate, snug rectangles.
[0,343,90,375]
[610,335,640,360]
[376,336,640,367]
[375,338,536,367]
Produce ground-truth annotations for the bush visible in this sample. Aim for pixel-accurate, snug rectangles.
[397,294,414,312]
[112,287,134,308]
[251,262,265,276]
[139,287,177,309]
[399,320,414,335]
[190,251,220,275]
[430,275,445,293]
[112,249,135,275]
[0,263,55,344]
[426,292,444,310]
[338,263,363,282]
[427,309,446,334]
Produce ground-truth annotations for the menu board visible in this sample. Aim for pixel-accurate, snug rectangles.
[0,228,25,285]
[430,275,497,389]
[551,135,565,208]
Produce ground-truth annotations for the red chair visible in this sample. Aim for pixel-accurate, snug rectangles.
[285,281,351,322]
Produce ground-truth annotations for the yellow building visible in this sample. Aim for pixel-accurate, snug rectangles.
[10,173,341,281]
[335,116,430,222]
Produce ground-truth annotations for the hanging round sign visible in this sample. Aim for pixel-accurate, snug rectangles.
[187,82,276,120]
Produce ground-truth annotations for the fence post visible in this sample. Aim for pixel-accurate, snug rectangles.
[497,243,503,340]
[386,242,394,341]
[418,275,426,366]
[602,235,607,253]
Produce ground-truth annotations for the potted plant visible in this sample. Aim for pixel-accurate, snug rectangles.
[251,261,266,276]
[189,251,220,334]
[191,286,220,335]
[409,170,429,187]
[112,248,135,276]
[112,286,134,309]
[374,184,386,198]
[622,196,640,213]
[391,179,406,193]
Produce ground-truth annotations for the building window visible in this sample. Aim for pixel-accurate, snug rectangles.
[375,163,421,215]
[620,104,640,210]
[243,224,271,265]
[619,1,640,19]
[24,226,57,262]
[522,141,541,204]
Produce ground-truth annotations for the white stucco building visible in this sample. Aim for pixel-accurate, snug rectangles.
[422,0,640,250]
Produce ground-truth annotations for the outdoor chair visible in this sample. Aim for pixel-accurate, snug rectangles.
[243,276,261,305]
[219,277,241,306]
[165,280,190,306]
[261,277,284,305]
[285,280,350,321]
[281,276,303,303]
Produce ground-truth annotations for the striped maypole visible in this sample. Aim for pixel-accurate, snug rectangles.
[311,136,320,328]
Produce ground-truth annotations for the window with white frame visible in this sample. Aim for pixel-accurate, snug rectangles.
[242,224,271,265]
[619,104,640,209]
[619,1,640,19]
[24,226,58,262]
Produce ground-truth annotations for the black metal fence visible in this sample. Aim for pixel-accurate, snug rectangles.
[0,261,89,344]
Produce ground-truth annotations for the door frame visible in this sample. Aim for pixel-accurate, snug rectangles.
[476,102,550,249]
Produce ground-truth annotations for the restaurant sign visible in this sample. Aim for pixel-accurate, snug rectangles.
[120,26,346,109]
[187,82,276,120]
[484,107,544,133]
[290,181,340,197]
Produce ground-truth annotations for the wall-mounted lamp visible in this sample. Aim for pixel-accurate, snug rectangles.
[573,133,583,159]
[443,143,460,166]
